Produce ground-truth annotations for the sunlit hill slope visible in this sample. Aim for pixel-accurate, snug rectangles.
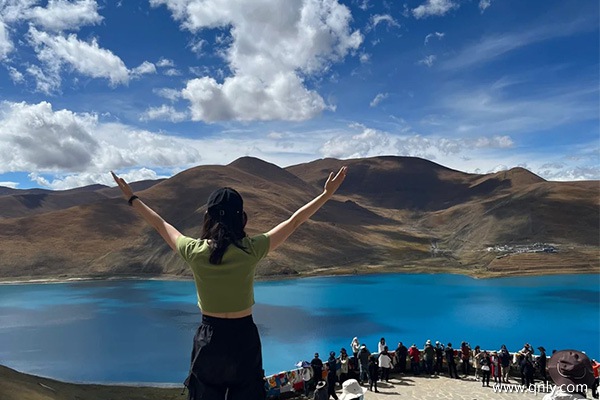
[0,156,597,281]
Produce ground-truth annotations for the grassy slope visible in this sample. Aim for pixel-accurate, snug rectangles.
[0,365,182,400]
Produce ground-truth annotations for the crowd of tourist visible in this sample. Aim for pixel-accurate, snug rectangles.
[296,338,600,400]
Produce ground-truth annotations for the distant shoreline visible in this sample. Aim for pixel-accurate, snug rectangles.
[0,263,597,285]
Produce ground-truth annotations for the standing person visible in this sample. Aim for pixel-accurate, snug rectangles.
[396,342,408,374]
[491,351,501,384]
[312,353,324,387]
[367,355,379,393]
[543,350,595,400]
[445,343,460,379]
[378,338,387,354]
[461,342,471,377]
[499,345,511,383]
[591,358,599,399]
[357,345,370,385]
[473,345,482,381]
[408,344,421,375]
[480,351,491,387]
[435,341,445,375]
[378,346,393,382]
[339,351,350,385]
[327,352,339,400]
[517,352,527,385]
[300,361,313,397]
[522,353,535,387]
[111,167,347,400]
[350,338,360,371]
[537,347,548,384]
[423,340,435,375]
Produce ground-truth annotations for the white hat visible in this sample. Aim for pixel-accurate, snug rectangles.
[316,380,327,389]
[339,379,367,400]
[426,339,431,345]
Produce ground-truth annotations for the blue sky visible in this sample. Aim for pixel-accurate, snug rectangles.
[0,0,598,189]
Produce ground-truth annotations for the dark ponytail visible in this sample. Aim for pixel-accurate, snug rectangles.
[201,211,247,264]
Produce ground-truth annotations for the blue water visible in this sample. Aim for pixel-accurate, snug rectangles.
[0,273,598,383]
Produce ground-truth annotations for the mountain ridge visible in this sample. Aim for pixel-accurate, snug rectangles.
[0,156,597,281]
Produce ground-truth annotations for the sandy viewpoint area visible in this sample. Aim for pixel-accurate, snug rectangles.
[348,375,546,400]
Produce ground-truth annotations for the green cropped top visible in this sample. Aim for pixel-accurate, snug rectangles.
[176,234,270,313]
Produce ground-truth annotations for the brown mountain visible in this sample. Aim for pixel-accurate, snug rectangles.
[0,156,597,282]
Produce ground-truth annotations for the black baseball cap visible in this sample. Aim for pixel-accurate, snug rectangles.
[207,187,243,220]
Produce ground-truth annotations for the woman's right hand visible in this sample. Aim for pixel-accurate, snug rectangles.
[323,166,348,196]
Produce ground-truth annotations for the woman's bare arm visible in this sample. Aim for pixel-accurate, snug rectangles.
[267,166,347,252]
[111,172,181,252]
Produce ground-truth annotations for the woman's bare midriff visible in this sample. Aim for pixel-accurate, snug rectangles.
[202,306,252,319]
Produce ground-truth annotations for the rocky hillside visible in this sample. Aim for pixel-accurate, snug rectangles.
[0,156,597,281]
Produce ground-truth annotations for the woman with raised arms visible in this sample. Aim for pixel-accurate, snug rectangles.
[111,165,348,400]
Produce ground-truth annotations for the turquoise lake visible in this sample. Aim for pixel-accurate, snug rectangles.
[0,273,598,384]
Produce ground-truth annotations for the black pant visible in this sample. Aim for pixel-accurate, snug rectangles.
[398,358,406,373]
[369,378,377,391]
[482,371,490,386]
[185,315,265,400]
[327,374,338,400]
[462,359,470,375]
[448,361,459,378]
[381,367,390,381]
[524,373,534,387]
[435,357,444,373]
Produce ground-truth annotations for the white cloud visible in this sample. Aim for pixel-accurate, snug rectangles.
[26,63,61,95]
[0,18,13,60]
[442,14,597,70]
[424,31,445,45]
[435,83,598,137]
[536,164,600,182]
[0,101,203,179]
[164,68,181,76]
[182,72,329,122]
[413,0,459,19]
[369,92,388,107]
[29,167,165,190]
[418,54,436,67]
[153,87,181,101]
[474,136,513,148]
[0,181,18,189]
[140,105,187,122]
[131,61,157,76]
[359,53,370,63]
[369,14,400,30]
[319,123,516,164]
[156,58,175,68]
[0,101,99,171]
[25,0,102,31]
[479,0,492,13]
[151,0,363,122]
[321,127,391,158]
[7,66,24,83]
[28,27,130,87]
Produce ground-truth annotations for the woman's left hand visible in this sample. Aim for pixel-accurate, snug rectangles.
[111,171,134,200]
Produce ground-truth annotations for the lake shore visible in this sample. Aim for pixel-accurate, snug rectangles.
[0,259,597,285]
